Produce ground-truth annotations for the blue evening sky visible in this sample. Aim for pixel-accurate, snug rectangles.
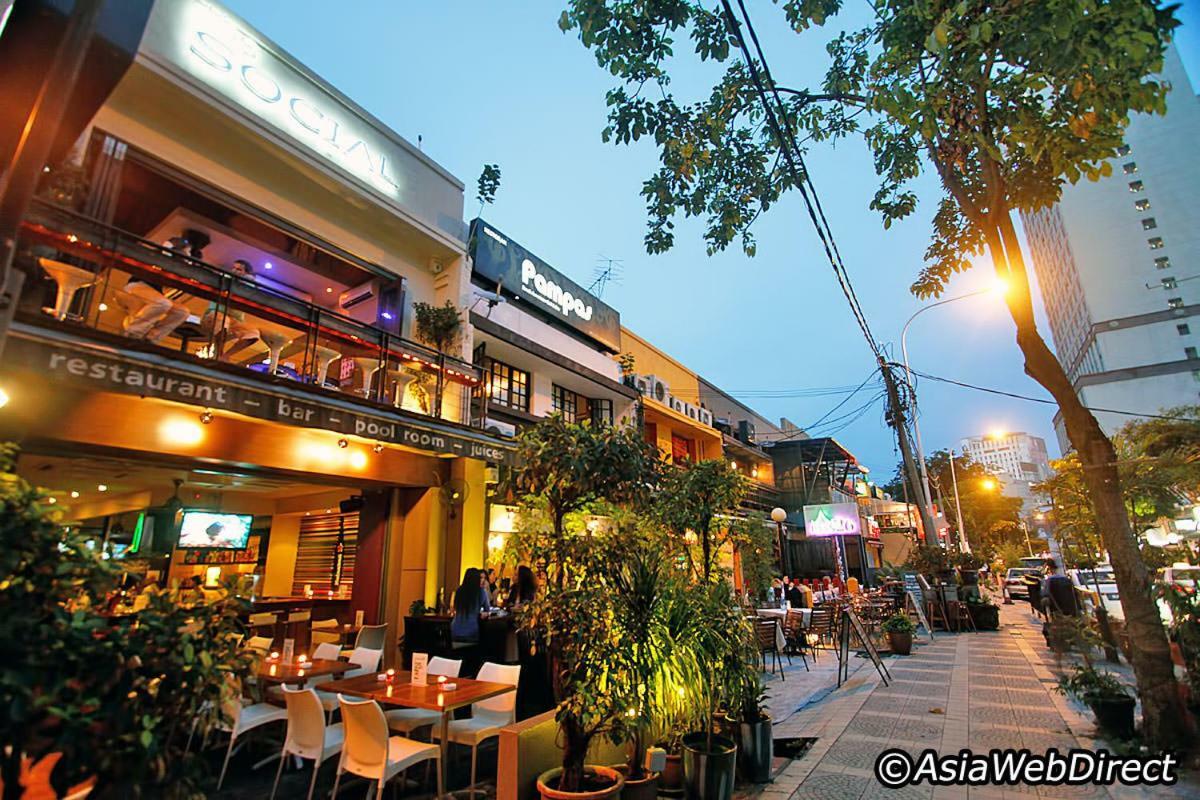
[226,0,1200,480]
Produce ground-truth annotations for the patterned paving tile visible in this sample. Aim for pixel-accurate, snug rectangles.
[844,713,897,739]
[967,704,1019,724]
[793,770,871,799]
[822,737,892,767]
[888,718,944,744]
[969,687,1013,704]
[860,779,931,800]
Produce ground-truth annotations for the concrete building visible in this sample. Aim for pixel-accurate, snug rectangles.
[961,432,1053,513]
[1021,45,1200,451]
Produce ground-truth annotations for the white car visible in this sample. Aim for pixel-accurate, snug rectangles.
[1157,563,1200,625]
[1069,566,1123,621]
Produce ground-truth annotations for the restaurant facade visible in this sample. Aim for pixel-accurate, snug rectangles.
[0,0,511,658]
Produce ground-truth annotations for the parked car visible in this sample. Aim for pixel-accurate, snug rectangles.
[1005,567,1041,600]
[1156,563,1200,625]
[1069,566,1122,621]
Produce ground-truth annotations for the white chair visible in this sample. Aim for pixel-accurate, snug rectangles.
[248,611,278,643]
[216,679,288,790]
[311,642,342,662]
[269,687,345,800]
[343,623,387,658]
[333,695,442,800]
[384,657,463,736]
[267,643,346,702]
[431,662,520,793]
[245,635,274,653]
[316,647,382,716]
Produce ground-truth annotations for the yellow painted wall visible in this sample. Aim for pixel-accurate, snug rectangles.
[619,328,702,403]
[262,514,301,596]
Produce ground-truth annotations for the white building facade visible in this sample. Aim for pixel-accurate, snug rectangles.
[961,432,1053,514]
[1021,46,1200,451]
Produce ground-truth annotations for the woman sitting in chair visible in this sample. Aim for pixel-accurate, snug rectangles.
[451,567,487,642]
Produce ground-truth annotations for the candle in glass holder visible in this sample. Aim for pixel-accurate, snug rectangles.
[436,675,447,685]
[268,664,277,677]
[385,668,396,683]
[269,651,280,662]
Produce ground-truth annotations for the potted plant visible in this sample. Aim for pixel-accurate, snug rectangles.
[880,613,917,655]
[412,300,461,418]
[1057,665,1136,739]
[965,598,1000,631]
[955,552,984,586]
[725,668,772,783]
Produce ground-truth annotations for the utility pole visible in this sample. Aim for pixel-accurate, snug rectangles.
[948,448,971,553]
[880,359,939,541]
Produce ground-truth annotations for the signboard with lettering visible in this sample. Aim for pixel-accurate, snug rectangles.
[6,336,514,464]
[801,502,863,537]
[468,219,621,353]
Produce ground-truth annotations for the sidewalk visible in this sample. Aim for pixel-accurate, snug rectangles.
[749,603,1200,799]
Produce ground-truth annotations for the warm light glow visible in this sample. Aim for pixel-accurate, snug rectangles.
[981,478,997,491]
[488,532,506,553]
[160,418,204,446]
[47,497,56,505]
[348,450,368,469]
[989,428,1006,439]
[0,387,9,409]
[97,303,108,312]
[204,565,222,588]
[70,491,80,499]
[729,460,738,471]
[990,277,1009,296]
[97,484,108,492]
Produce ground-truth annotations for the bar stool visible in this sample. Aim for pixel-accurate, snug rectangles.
[387,367,415,408]
[311,345,342,387]
[248,611,280,647]
[352,357,384,399]
[259,330,296,376]
[38,258,95,320]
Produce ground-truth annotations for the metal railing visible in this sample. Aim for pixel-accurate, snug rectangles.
[17,199,479,423]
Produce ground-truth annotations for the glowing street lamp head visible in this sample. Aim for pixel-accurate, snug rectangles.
[981,478,997,492]
[990,277,1009,296]
[989,428,1006,440]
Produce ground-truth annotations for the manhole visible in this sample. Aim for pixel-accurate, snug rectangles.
[774,736,818,759]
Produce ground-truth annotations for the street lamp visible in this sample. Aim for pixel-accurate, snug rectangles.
[900,278,1007,527]
[771,507,791,577]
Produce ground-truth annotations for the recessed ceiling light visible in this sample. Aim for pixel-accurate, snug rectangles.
[47,497,57,504]
[70,490,79,498]
[97,484,108,492]
[325,287,334,293]
[264,261,273,269]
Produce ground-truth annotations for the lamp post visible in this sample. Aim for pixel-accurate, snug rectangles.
[947,448,973,554]
[900,281,1005,531]
[771,507,790,577]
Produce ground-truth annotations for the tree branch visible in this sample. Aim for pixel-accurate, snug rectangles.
[773,87,867,106]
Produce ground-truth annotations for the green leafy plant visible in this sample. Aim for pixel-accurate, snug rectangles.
[409,598,429,617]
[476,163,502,209]
[1156,582,1200,703]
[880,613,917,636]
[905,545,952,580]
[656,459,746,583]
[0,444,253,799]
[729,514,776,600]
[1057,665,1131,705]
[412,301,461,418]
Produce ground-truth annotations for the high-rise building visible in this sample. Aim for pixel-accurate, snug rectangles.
[1021,45,1200,451]
[961,431,1053,514]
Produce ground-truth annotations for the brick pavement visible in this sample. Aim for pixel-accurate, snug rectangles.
[748,604,1200,800]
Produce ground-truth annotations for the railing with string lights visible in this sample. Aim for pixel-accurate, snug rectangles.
[15,199,481,424]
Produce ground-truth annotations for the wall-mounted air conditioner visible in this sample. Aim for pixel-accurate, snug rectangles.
[642,374,668,403]
[339,280,377,312]
[485,420,517,438]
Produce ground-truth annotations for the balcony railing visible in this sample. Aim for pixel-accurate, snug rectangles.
[16,199,480,423]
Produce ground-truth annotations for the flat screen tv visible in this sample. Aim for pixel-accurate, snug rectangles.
[177,511,253,550]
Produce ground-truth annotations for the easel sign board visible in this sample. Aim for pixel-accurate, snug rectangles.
[906,591,934,641]
[903,572,924,606]
[840,609,890,687]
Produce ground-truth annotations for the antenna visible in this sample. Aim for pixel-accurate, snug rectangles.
[590,255,623,297]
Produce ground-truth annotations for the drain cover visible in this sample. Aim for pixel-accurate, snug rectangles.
[774,737,817,759]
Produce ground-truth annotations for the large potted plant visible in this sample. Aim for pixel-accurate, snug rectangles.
[725,667,772,784]
[506,418,662,800]
[1058,665,1136,739]
[880,613,917,655]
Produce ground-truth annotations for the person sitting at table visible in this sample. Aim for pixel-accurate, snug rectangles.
[123,273,190,344]
[479,569,493,610]
[451,567,488,642]
[505,565,537,610]
[200,259,260,361]
[786,580,811,609]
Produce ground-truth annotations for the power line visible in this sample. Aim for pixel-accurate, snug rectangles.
[906,366,1200,422]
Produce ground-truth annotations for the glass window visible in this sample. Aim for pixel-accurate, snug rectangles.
[1134,199,1151,211]
[1169,297,1185,310]
[1128,180,1144,192]
[1142,217,1157,230]
[1178,324,1190,336]
[1187,347,1198,360]
[486,359,530,412]
[551,384,584,423]
[1156,256,1171,270]
[1116,144,1132,157]
[1123,162,1138,175]
[1162,277,1178,290]
[590,398,613,426]
[1148,237,1165,250]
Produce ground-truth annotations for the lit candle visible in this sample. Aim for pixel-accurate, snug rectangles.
[269,664,277,676]
[386,668,395,683]
[269,651,280,661]
[386,684,394,697]
[437,675,447,685]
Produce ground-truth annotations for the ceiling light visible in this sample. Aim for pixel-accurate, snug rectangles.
[199,409,214,424]
[98,303,108,312]
[0,387,8,408]
[47,497,56,504]
[264,261,273,270]
[349,450,368,469]
[97,484,108,492]
[325,287,333,293]
[337,438,349,448]
[70,490,79,499]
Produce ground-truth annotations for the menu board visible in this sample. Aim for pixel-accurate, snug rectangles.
[902,572,924,606]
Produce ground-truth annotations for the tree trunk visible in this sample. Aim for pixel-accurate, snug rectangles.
[560,717,588,792]
[988,216,1191,747]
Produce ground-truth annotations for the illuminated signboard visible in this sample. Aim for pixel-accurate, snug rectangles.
[802,502,862,537]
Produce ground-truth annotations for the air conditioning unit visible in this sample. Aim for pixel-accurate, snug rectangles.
[642,374,668,403]
[697,407,713,427]
[339,280,378,312]
[738,420,757,444]
[485,420,517,438]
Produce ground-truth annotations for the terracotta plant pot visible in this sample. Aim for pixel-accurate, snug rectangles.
[887,630,913,655]
[660,753,684,797]
[616,765,660,800]
[537,765,625,800]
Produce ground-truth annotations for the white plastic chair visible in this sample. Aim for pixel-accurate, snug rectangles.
[431,662,520,793]
[316,647,382,715]
[311,617,341,647]
[343,623,387,658]
[216,678,288,790]
[267,642,347,702]
[269,687,345,800]
[333,695,442,800]
[384,657,463,736]
[311,642,342,661]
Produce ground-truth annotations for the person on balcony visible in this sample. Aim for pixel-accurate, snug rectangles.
[200,259,260,361]
[123,235,191,343]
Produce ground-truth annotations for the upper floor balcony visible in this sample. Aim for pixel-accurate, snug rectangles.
[10,199,507,462]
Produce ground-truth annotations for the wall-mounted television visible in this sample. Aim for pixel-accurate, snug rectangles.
[176,511,253,550]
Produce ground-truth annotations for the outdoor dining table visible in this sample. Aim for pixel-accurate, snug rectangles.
[320,670,517,798]
[756,607,812,651]
[256,658,359,688]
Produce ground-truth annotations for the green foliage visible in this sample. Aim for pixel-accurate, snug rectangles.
[880,613,917,635]
[0,444,252,798]
[412,300,462,353]
[1057,665,1131,704]
[730,514,776,600]
[656,459,746,582]
[476,163,502,208]
[905,544,952,578]
[409,598,429,616]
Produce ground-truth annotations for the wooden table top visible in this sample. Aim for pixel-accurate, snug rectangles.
[320,671,515,711]
[257,658,359,684]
